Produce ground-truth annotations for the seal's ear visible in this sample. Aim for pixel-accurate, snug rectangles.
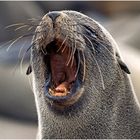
[117,57,131,74]
[26,64,32,75]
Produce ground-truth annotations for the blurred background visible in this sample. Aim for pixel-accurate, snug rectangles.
[0,1,140,139]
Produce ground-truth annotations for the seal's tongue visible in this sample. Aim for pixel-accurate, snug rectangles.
[49,46,77,97]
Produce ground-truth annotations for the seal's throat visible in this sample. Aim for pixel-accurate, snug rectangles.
[44,41,77,97]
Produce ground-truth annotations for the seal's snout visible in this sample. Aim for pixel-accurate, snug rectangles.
[34,11,85,107]
[47,11,60,23]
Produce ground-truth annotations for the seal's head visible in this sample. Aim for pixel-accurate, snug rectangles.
[28,10,130,109]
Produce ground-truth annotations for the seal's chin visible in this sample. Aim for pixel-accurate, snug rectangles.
[43,40,83,107]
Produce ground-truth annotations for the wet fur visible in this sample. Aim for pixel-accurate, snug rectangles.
[31,11,140,139]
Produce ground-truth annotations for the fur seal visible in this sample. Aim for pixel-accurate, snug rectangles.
[27,10,140,139]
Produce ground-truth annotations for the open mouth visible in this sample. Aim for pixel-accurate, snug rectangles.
[44,40,82,103]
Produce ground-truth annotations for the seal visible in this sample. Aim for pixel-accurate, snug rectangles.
[27,10,140,139]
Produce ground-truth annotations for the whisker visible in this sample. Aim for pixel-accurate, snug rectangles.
[12,41,28,75]
[81,33,95,53]
[27,73,33,92]
[27,18,41,21]
[41,46,47,55]
[5,23,25,29]
[62,28,85,44]
[69,41,74,67]
[32,36,48,55]
[70,28,76,67]
[82,52,86,82]
[57,35,68,52]
[15,25,29,31]
[27,58,33,90]
[5,23,40,30]
[6,36,23,51]
[0,39,13,49]
[66,43,73,66]
[18,38,41,75]
[28,26,34,31]
[61,44,67,53]
[74,30,115,61]
[21,31,46,38]
[75,50,80,78]
[66,29,96,53]
[96,39,114,57]
[66,33,76,66]
[0,33,34,49]
[83,33,114,57]
[70,40,76,67]
[92,54,105,90]
[66,46,71,66]
[18,40,28,58]
[62,27,112,59]
[1,30,47,50]
[63,23,78,26]
[14,41,33,73]
[69,29,109,89]
[20,50,27,74]
[25,40,37,53]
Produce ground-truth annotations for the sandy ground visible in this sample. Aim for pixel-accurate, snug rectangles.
[0,116,37,139]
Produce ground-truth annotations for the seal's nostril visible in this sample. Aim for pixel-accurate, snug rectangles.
[47,12,60,22]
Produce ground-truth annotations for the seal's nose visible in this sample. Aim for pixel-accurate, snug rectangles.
[47,12,60,22]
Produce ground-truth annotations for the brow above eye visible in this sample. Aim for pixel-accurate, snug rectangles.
[82,24,96,34]
[81,24,97,39]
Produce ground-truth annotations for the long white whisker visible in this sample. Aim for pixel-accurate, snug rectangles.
[6,36,23,51]
[5,23,25,29]
[15,25,29,31]
[82,33,95,53]
[70,40,77,67]
[75,50,80,78]
[0,39,13,49]
[57,36,68,52]
[92,55,105,90]
[82,52,86,82]
[20,50,27,74]
[18,40,28,58]
[28,26,34,31]
[66,44,73,66]
[41,46,47,55]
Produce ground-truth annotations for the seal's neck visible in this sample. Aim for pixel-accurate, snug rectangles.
[34,74,139,139]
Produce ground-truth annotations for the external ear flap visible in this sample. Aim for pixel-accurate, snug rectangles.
[117,57,131,74]
[26,64,32,75]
